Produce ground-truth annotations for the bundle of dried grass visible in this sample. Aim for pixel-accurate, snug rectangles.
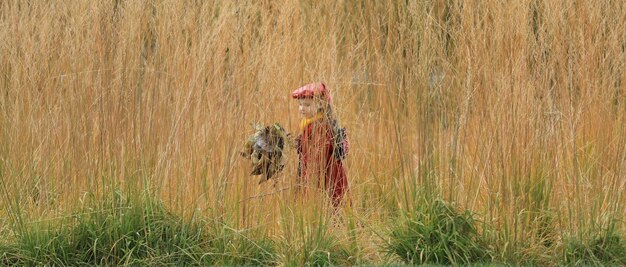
[240,123,289,184]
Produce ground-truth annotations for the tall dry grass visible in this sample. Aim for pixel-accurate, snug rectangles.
[1,0,625,264]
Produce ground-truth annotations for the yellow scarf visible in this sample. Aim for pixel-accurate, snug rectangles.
[299,113,324,132]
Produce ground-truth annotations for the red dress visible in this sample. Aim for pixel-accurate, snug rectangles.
[297,118,349,207]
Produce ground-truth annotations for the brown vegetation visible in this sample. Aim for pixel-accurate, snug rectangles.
[1,1,624,264]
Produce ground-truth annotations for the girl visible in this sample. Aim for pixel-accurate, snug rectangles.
[292,82,349,208]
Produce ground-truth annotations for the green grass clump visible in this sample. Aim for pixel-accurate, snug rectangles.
[563,226,626,266]
[0,191,277,266]
[387,198,491,265]
[280,225,353,267]
[297,236,351,267]
[279,210,354,266]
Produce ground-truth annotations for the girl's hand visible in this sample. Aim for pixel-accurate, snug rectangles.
[285,132,301,153]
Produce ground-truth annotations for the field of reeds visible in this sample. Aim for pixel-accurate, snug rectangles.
[1,0,625,265]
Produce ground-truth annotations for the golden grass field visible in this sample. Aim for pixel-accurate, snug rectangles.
[1,0,625,265]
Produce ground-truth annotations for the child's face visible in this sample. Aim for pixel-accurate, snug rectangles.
[298,98,321,119]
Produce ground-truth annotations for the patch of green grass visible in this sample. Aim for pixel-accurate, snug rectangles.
[563,225,626,266]
[298,236,351,266]
[278,205,355,266]
[0,190,278,266]
[280,222,354,267]
[386,198,492,265]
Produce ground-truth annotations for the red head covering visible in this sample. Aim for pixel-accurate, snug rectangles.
[291,82,332,102]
